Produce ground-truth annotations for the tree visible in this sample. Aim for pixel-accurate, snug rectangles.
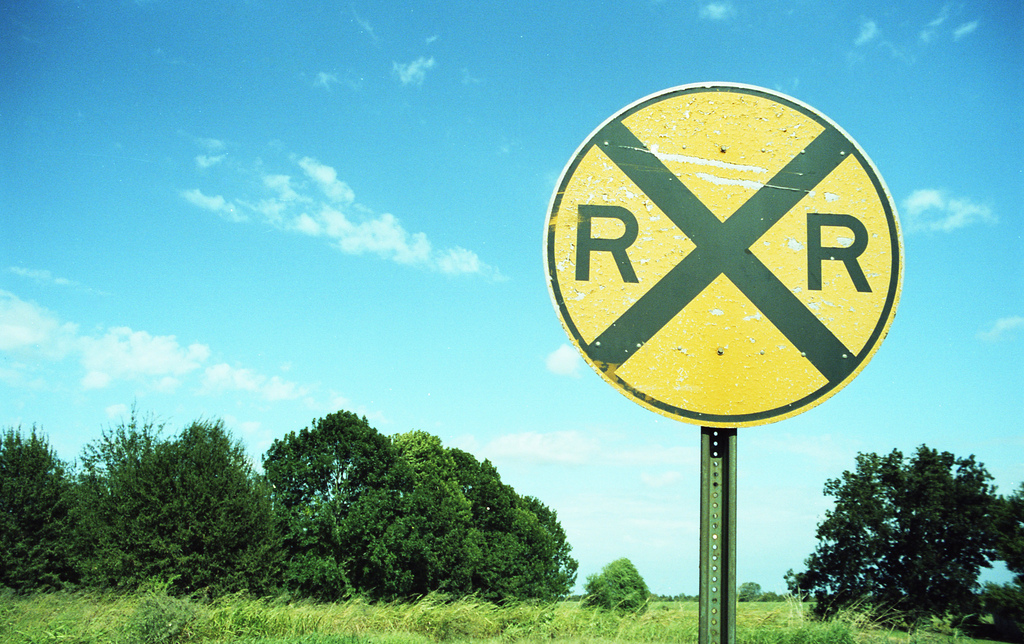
[264,411,577,602]
[263,411,412,600]
[447,447,577,601]
[984,483,1024,634]
[738,582,762,602]
[795,445,998,624]
[75,412,281,596]
[994,483,1024,581]
[0,426,78,591]
[392,430,474,596]
[583,558,650,613]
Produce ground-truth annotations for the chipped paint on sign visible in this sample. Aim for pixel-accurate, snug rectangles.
[545,83,903,427]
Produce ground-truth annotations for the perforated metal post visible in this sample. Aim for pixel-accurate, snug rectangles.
[699,427,737,644]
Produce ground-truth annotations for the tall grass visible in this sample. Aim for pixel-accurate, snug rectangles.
[0,589,1006,644]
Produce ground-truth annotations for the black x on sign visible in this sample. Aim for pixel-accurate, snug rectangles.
[545,84,903,427]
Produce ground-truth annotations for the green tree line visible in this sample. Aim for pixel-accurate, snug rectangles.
[0,410,578,602]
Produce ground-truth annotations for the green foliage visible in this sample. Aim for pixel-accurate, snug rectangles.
[2,407,574,605]
[74,411,281,596]
[985,484,1024,640]
[757,591,786,603]
[449,448,578,602]
[795,445,998,624]
[582,558,650,613]
[264,412,577,603]
[982,581,1024,639]
[738,582,762,602]
[264,411,410,601]
[125,586,201,644]
[995,483,1024,581]
[6,591,1004,644]
[0,425,78,592]
[393,430,474,597]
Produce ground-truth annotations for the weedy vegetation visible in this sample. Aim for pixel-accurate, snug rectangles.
[1,590,1015,644]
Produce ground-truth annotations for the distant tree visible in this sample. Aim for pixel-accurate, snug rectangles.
[738,581,762,602]
[583,558,650,613]
[75,412,280,596]
[795,445,998,624]
[984,483,1024,633]
[0,426,78,591]
[994,483,1024,580]
[263,411,409,601]
[758,590,786,602]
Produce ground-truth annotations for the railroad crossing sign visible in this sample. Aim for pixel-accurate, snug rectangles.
[545,83,903,427]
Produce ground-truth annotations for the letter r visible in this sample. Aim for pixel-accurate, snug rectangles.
[576,205,640,283]
[807,213,871,292]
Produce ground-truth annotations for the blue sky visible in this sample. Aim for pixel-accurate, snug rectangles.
[1,0,1021,595]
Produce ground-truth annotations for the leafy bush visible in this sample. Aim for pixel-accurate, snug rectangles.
[124,589,200,644]
[0,426,78,592]
[582,558,650,613]
[74,412,281,596]
[983,581,1024,642]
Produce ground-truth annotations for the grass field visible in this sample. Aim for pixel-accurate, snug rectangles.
[1,589,1015,644]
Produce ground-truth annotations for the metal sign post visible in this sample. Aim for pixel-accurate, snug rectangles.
[699,427,737,644]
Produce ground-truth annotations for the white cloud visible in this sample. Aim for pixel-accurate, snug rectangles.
[8,266,77,288]
[855,19,879,45]
[546,344,583,377]
[700,2,735,20]
[264,174,302,201]
[195,136,226,152]
[393,56,436,86]
[953,21,978,40]
[201,363,309,401]
[978,316,1024,342]
[920,5,950,42]
[641,471,682,488]
[291,212,322,236]
[202,362,263,392]
[313,207,432,264]
[181,188,245,222]
[81,370,112,390]
[618,444,698,467]
[78,327,210,390]
[902,189,996,233]
[485,431,601,465]
[0,292,326,409]
[183,153,498,277]
[298,157,356,204]
[314,71,339,90]
[105,403,129,419]
[195,154,226,168]
[0,291,78,360]
[352,9,378,43]
[436,247,482,275]
[8,266,108,296]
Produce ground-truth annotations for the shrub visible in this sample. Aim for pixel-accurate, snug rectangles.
[0,426,78,592]
[125,589,200,644]
[582,558,650,614]
[75,412,281,596]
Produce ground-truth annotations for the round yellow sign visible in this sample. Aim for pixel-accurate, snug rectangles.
[545,83,903,427]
